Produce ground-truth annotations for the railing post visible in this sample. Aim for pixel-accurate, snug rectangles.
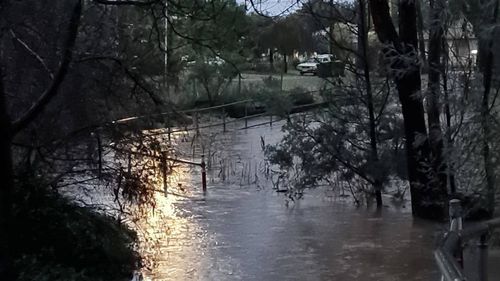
[478,233,489,281]
[127,153,132,173]
[201,154,207,193]
[222,107,226,132]
[238,73,242,97]
[449,199,464,268]
[94,130,103,179]
[244,103,248,129]
[161,151,168,196]
[449,199,463,231]
[195,111,199,133]
[167,126,171,144]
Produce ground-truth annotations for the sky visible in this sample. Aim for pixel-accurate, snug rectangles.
[236,0,301,16]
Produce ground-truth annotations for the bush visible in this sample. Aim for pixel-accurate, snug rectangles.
[289,87,314,105]
[253,62,278,74]
[12,177,140,281]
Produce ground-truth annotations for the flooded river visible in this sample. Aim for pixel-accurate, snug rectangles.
[132,117,449,281]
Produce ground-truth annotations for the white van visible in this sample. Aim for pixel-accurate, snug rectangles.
[296,54,334,75]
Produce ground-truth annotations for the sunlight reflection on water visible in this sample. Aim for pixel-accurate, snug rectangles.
[132,118,442,281]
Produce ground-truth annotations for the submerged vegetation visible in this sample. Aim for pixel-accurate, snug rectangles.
[1,0,500,279]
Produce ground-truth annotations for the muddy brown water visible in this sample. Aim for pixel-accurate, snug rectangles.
[131,117,496,281]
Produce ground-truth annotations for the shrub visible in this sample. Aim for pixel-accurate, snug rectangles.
[12,177,140,281]
[289,87,314,105]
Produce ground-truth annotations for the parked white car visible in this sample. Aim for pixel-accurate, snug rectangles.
[296,54,334,75]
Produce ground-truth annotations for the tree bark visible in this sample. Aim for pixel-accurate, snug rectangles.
[441,39,457,194]
[0,2,82,278]
[369,0,447,219]
[11,0,82,134]
[426,0,448,199]
[329,0,335,55]
[1,4,15,280]
[416,0,427,71]
[480,0,498,215]
[0,66,15,281]
[269,48,274,72]
[359,0,382,207]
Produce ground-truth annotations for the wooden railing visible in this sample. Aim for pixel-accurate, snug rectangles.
[106,98,325,195]
[113,98,326,139]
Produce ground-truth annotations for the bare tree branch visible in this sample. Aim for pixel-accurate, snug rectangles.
[93,0,159,6]
[77,55,164,106]
[11,0,83,135]
[9,29,54,79]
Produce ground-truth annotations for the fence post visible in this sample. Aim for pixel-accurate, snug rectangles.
[167,126,171,144]
[127,153,132,173]
[238,73,242,96]
[269,115,273,127]
[95,130,103,179]
[449,199,464,268]
[244,102,248,129]
[201,154,207,193]
[449,199,463,230]
[222,107,226,132]
[161,151,168,196]
[195,111,199,133]
[478,233,489,281]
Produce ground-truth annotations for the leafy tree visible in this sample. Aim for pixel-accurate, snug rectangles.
[189,59,239,105]
[0,0,254,279]
[264,0,397,208]
[0,2,83,279]
[180,0,250,65]
[257,14,315,73]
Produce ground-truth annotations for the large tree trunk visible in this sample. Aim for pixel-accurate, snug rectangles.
[0,67,15,281]
[0,4,14,280]
[369,0,447,219]
[359,0,382,207]
[416,0,427,71]
[442,39,457,194]
[0,3,81,278]
[426,0,448,200]
[329,0,335,55]
[479,0,498,215]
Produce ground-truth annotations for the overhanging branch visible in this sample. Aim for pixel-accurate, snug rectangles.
[77,55,164,106]
[93,0,159,6]
[11,0,83,135]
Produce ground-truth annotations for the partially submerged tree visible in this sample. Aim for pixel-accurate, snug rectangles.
[264,0,401,209]
[368,0,449,219]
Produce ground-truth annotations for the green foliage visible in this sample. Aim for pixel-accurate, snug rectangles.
[117,6,165,76]
[265,80,406,200]
[183,0,250,61]
[289,87,315,105]
[12,176,140,281]
[243,76,291,116]
[188,60,239,104]
[258,15,315,56]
